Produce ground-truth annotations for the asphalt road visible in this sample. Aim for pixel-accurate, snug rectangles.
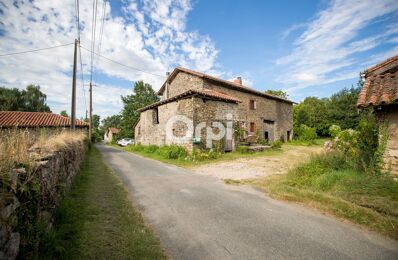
[97,145,398,260]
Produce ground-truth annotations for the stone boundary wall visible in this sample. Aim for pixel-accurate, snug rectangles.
[0,142,87,259]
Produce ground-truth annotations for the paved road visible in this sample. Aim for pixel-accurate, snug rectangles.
[97,145,398,260]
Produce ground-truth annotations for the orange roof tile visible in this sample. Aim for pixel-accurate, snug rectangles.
[108,127,120,134]
[137,88,241,112]
[0,111,89,127]
[158,67,293,104]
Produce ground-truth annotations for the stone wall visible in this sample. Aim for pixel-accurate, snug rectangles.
[0,142,87,259]
[135,98,195,151]
[377,105,398,175]
[163,72,204,100]
[204,81,293,142]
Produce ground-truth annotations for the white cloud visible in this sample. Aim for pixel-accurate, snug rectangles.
[0,0,219,118]
[276,0,398,94]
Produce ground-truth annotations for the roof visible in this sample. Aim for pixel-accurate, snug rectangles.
[158,67,293,104]
[137,88,241,112]
[357,55,398,108]
[364,54,398,76]
[0,111,89,127]
[108,127,120,134]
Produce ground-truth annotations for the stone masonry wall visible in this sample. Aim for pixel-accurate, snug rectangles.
[0,142,87,259]
[135,98,195,151]
[163,72,204,99]
[204,81,293,142]
[378,105,398,175]
[192,97,238,150]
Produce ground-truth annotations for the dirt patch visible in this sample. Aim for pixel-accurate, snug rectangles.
[192,145,322,180]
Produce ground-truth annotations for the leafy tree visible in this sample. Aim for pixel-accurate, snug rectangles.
[92,114,100,129]
[265,89,289,99]
[0,85,51,112]
[120,81,159,137]
[60,110,69,117]
[102,114,122,129]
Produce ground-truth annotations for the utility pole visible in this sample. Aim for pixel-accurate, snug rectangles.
[71,38,78,130]
[89,82,93,141]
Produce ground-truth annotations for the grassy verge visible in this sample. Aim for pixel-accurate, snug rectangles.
[286,138,328,146]
[41,146,166,259]
[225,152,398,239]
[111,143,283,168]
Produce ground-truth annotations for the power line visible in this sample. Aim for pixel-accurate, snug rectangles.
[78,43,87,114]
[97,0,106,60]
[80,45,164,77]
[90,0,98,83]
[0,43,74,57]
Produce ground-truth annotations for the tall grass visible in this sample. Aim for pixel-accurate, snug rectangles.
[255,151,398,238]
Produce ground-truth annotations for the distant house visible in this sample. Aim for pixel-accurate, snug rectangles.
[357,54,398,173]
[0,111,89,130]
[104,128,120,143]
[134,67,293,151]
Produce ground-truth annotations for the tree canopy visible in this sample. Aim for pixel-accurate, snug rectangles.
[120,81,159,137]
[102,114,122,129]
[264,90,289,99]
[60,110,69,117]
[293,86,362,136]
[0,85,51,112]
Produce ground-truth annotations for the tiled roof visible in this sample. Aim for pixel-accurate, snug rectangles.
[357,54,398,108]
[137,88,241,112]
[0,111,89,127]
[158,67,293,104]
[357,72,398,108]
[108,127,120,134]
[365,54,398,76]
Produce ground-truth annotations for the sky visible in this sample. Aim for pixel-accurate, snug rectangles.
[0,0,397,119]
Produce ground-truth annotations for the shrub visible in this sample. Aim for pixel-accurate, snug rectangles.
[236,146,250,154]
[271,140,282,150]
[160,145,187,159]
[296,124,317,141]
[144,145,159,153]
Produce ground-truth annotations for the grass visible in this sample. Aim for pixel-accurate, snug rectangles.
[111,143,283,168]
[286,137,328,146]
[225,151,398,239]
[40,146,166,259]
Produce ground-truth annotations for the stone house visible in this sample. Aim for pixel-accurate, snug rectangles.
[134,67,294,151]
[357,54,398,174]
[104,127,120,143]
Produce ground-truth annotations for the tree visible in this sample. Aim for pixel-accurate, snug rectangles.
[0,85,51,112]
[60,110,69,117]
[102,114,122,129]
[120,81,159,137]
[265,90,289,99]
[92,114,100,129]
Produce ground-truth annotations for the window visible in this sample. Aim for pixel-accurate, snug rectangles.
[153,108,159,124]
[249,99,256,110]
[250,122,256,132]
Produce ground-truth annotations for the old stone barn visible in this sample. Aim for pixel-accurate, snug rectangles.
[134,67,293,151]
[357,54,398,174]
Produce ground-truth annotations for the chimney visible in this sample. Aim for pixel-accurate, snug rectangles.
[166,71,170,77]
[234,76,242,85]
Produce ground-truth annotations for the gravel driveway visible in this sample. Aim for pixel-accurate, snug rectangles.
[193,145,322,180]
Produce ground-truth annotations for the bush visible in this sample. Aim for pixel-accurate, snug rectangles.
[296,124,317,141]
[271,140,282,150]
[144,145,159,153]
[163,145,187,159]
[236,146,250,154]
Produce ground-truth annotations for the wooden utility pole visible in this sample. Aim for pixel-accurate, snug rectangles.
[89,82,93,141]
[71,39,78,129]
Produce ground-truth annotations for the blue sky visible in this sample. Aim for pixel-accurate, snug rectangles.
[0,0,397,118]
